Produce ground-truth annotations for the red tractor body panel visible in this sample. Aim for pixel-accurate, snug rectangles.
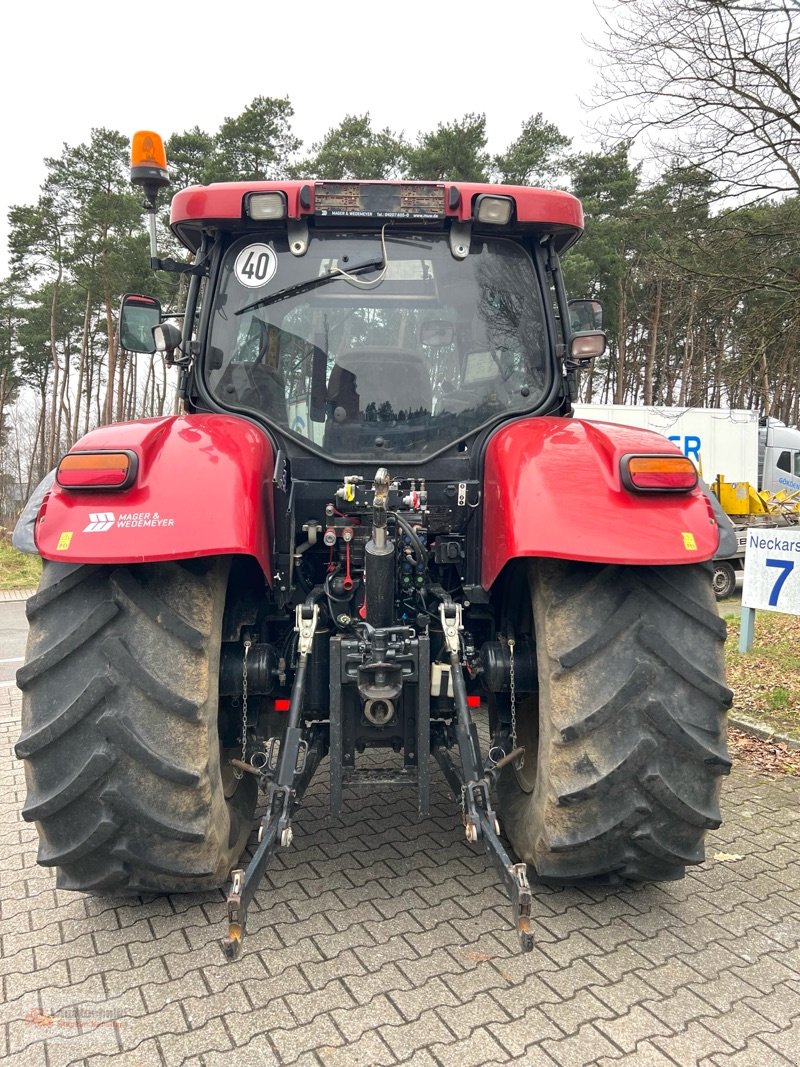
[481,417,719,588]
[169,181,584,251]
[35,414,274,577]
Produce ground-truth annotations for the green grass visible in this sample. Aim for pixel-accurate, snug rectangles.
[0,538,41,591]
[767,686,790,710]
[725,612,800,740]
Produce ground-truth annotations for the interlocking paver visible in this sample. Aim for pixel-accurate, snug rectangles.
[709,1038,798,1067]
[487,1004,564,1053]
[540,987,616,1036]
[742,982,800,1027]
[429,1025,509,1067]
[271,1013,344,1062]
[331,992,404,1040]
[316,1028,396,1066]
[646,986,715,1029]
[687,969,763,1014]
[285,979,357,1025]
[156,1016,235,1064]
[541,1021,624,1066]
[703,1001,782,1050]
[83,1038,163,1066]
[652,1018,738,1063]
[727,953,799,993]
[379,1008,454,1059]
[595,1003,675,1053]
[539,956,610,998]
[2,677,799,1067]
[595,1043,679,1067]
[387,976,459,1020]
[759,1021,800,1062]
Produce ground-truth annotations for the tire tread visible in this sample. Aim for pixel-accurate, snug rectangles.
[496,560,731,883]
[16,559,256,893]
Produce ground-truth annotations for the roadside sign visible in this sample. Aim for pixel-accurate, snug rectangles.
[741,528,800,615]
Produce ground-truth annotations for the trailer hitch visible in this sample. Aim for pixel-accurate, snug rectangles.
[222,599,323,961]
[434,600,534,952]
[222,732,325,960]
[433,743,533,952]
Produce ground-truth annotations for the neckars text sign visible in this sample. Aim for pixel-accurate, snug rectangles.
[742,528,800,615]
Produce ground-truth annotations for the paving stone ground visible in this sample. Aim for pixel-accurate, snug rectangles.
[2,678,799,1067]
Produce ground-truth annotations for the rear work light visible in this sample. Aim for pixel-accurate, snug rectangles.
[621,454,698,492]
[246,192,287,220]
[56,451,137,491]
[474,194,514,225]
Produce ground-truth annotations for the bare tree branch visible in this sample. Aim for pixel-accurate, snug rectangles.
[590,0,799,197]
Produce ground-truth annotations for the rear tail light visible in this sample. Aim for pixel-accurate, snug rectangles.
[621,454,698,492]
[274,699,291,711]
[56,451,137,491]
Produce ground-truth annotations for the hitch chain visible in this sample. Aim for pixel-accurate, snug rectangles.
[233,638,252,780]
[508,637,523,769]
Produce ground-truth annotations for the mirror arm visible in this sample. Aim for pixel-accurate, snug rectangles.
[150,255,209,276]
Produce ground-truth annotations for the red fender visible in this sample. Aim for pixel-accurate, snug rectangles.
[481,417,719,589]
[35,414,274,578]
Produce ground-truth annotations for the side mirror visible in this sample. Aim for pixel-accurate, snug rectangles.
[568,331,607,365]
[119,294,161,353]
[568,299,603,332]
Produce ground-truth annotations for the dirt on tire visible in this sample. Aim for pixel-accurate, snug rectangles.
[496,559,733,884]
[15,557,257,893]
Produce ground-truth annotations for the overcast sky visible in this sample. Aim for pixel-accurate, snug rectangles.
[1,0,608,275]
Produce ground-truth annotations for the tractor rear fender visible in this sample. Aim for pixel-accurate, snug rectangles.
[34,414,275,578]
[481,416,719,589]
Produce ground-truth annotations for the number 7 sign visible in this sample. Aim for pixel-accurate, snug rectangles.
[765,558,795,607]
[742,529,800,615]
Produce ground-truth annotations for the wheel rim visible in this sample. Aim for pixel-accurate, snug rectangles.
[713,565,734,597]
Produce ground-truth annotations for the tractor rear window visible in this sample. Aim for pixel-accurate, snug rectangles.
[205,231,549,459]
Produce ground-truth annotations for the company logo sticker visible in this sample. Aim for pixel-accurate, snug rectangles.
[84,513,116,532]
[117,512,175,528]
[682,531,698,551]
[56,532,73,551]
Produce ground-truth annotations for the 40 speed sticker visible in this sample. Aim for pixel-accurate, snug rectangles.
[234,243,277,288]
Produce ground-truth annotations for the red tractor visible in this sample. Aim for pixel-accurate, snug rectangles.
[15,132,732,957]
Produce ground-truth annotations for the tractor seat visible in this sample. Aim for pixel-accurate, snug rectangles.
[327,347,432,421]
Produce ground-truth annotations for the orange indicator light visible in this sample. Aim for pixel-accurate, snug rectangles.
[57,451,136,490]
[623,455,697,491]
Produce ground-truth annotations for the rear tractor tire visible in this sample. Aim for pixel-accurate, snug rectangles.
[496,559,733,884]
[15,557,257,894]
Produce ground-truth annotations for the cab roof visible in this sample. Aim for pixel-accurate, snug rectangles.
[169,179,584,254]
